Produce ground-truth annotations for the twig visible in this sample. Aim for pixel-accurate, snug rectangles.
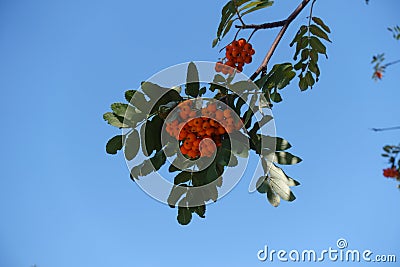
[247,28,258,42]
[233,0,245,26]
[384,59,400,67]
[249,0,312,81]
[235,20,287,30]
[371,126,400,132]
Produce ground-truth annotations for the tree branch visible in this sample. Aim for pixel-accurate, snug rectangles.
[249,0,311,81]
[371,126,400,132]
[235,20,287,30]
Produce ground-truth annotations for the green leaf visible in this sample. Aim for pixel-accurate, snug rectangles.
[229,80,257,93]
[258,136,291,151]
[287,177,300,187]
[177,205,192,225]
[249,115,273,135]
[309,36,327,56]
[309,49,318,62]
[222,19,234,38]
[106,135,125,155]
[305,71,315,87]
[125,90,148,111]
[199,87,207,96]
[240,1,273,16]
[142,116,163,156]
[141,81,165,99]
[167,185,187,208]
[212,38,219,48]
[266,182,280,207]
[194,204,206,218]
[185,62,200,97]
[174,171,192,185]
[256,176,268,194]
[274,151,302,165]
[309,24,331,42]
[270,91,282,103]
[312,17,331,33]
[111,103,128,117]
[124,130,140,160]
[103,112,129,128]
[298,76,308,91]
[150,149,166,170]
[269,175,294,201]
[290,25,307,47]
[227,154,238,167]
[293,36,309,60]
[277,70,296,89]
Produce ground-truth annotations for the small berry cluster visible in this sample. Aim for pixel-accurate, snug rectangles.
[383,167,400,178]
[215,38,255,74]
[165,100,243,159]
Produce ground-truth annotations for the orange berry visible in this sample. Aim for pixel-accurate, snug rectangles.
[232,40,239,48]
[178,130,187,140]
[202,121,211,130]
[226,117,234,125]
[180,146,188,155]
[192,139,200,148]
[221,66,229,75]
[193,118,203,126]
[243,43,252,51]
[249,48,255,55]
[180,105,190,114]
[209,119,216,127]
[207,103,217,113]
[223,109,232,118]
[189,110,197,118]
[179,112,188,120]
[183,140,193,150]
[215,61,223,72]
[231,49,240,57]
[215,110,224,121]
[217,126,226,135]
[244,56,252,64]
[205,128,215,136]
[238,38,246,47]
[186,133,196,142]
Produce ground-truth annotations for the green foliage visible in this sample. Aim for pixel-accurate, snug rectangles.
[290,17,331,91]
[106,135,125,155]
[186,62,200,97]
[124,130,140,160]
[257,63,296,103]
[212,0,273,47]
[388,25,400,40]
[104,62,303,224]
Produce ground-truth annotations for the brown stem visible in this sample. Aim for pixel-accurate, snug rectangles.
[249,0,311,81]
[233,0,245,26]
[235,20,287,30]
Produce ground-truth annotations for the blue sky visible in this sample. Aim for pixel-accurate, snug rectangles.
[1,0,399,266]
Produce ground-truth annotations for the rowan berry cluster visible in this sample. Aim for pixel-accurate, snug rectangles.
[215,38,255,74]
[165,100,243,159]
[383,167,400,178]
